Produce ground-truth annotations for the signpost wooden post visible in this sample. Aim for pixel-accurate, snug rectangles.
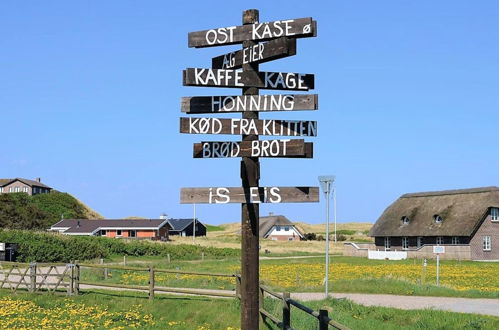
[181,9,318,329]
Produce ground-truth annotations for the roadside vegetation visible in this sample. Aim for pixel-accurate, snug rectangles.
[0,230,239,262]
[0,290,497,330]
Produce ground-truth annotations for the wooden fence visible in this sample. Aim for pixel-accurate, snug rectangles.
[0,261,349,329]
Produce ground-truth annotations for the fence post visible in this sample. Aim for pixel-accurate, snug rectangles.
[29,262,37,293]
[100,258,108,280]
[259,286,264,311]
[149,266,155,300]
[319,309,329,330]
[201,252,204,261]
[74,264,80,295]
[123,255,126,266]
[282,292,291,329]
[235,275,241,299]
[167,253,171,263]
[68,264,74,296]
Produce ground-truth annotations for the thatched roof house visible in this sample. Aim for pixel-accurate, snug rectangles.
[259,215,304,241]
[369,186,499,260]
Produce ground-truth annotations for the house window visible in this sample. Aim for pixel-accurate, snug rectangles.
[402,237,409,250]
[116,230,122,237]
[401,216,410,225]
[284,226,289,231]
[23,187,29,193]
[276,226,281,231]
[417,237,423,248]
[271,237,277,241]
[288,237,293,241]
[129,230,136,238]
[483,236,491,251]
[100,230,107,236]
[9,187,14,192]
[0,187,3,193]
[434,215,443,224]
[384,237,391,249]
[492,208,499,222]
[14,187,20,192]
[452,237,460,245]
[436,236,444,245]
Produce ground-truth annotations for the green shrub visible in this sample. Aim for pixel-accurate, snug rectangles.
[0,229,239,262]
[0,191,95,229]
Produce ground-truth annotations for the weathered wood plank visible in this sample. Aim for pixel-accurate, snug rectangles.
[188,17,316,48]
[180,117,317,137]
[193,139,313,158]
[181,94,318,114]
[183,68,314,91]
[212,37,296,70]
[180,186,319,204]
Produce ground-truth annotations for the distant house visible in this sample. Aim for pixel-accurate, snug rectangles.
[167,218,206,237]
[368,186,499,260]
[0,178,52,195]
[49,219,170,240]
[259,215,304,241]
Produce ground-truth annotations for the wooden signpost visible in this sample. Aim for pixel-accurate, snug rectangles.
[181,94,318,114]
[180,10,318,329]
[193,139,313,158]
[180,117,317,136]
[183,68,314,90]
[212,37,296,70]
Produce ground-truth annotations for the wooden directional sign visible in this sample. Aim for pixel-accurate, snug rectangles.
[180,186,319,204]
[180,117,317,136]
[212,37,296,70]
[181,94,318,114]
[183,68,314,91]
[193,139,313,158]
[188,17,316,48]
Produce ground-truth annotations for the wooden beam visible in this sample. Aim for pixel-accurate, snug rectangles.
[180,117,317,137]
[188,17,316,48]
[181,94,318,114]
[183,68,314,91]
[180,186,320,204]
[193,139,313,158]
[212,37,296,70]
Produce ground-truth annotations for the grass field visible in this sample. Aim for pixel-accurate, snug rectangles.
[82,255,499,299]
[1,289,498,329]
[169,221,373,255]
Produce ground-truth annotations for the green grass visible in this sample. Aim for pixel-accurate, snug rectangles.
[205,224,224,232]
[78,256,499,299]
[1,289,498,329]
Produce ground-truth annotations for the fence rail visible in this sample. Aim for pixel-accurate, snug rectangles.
[0,261,348,329]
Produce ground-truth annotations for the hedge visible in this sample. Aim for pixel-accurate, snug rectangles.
[0,230,239,263]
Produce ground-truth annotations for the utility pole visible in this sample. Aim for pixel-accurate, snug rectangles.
[193,203,196,242]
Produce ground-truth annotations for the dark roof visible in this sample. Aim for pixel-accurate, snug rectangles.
[258,215,303,238]
[50,219,169,234]
[167,218,205,231]
[0,178,52,189]
[370,186,499,237]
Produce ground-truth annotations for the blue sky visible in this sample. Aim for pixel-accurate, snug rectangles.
[1,1,498,224]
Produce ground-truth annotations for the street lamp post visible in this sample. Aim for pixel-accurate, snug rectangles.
[318,175,335,298]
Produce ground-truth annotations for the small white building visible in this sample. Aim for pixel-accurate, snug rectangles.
[259,215,304,241]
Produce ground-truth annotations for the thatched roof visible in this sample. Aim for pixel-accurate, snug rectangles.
[369,186,499,237]
[259,215,304,238]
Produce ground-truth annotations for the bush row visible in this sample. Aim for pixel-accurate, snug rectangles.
[0,230,239,262]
